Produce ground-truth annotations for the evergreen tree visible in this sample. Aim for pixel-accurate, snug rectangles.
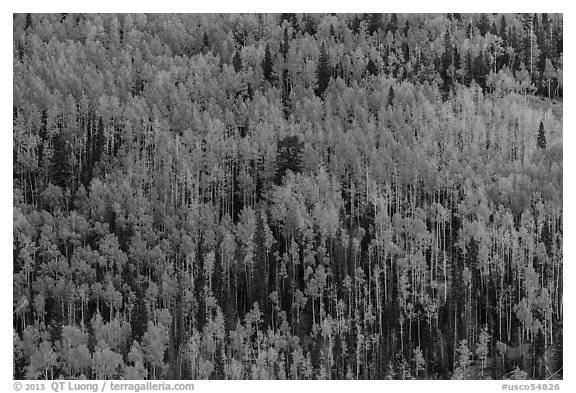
[262,43,274,83]
[403,41,410,63]
[453,47,462,83]
[490,21,498,36]
[403,20,410,36]
[83,116,106,186]
[131,284,148,343]
[498,17,510,69]
[351,14,361,34]
[305,14,317,36]
[466,20,474,39]
[368,13,382,36]
[315,42,331,98]
[464,51,473,86]
[537,120,547,149]
[247,82,254,100]
[473,51,490,90]
[388,13,398,34]
[24,13,32,31]
[509,26,521,71]
[233,50,243,73]
[552,20,563,63]
[275,135,304,184]
[500,15,508,44]
[441,32,454,92]
[50,133,72,190]
[477,14,491,36]
[366,58,378,76]
[281,26,290,59]
[533,330,546,379]
[280,13,296,28]
[387,85,395,107]
[202,31,210,54]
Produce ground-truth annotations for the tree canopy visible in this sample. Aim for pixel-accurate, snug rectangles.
[13,13,562,381]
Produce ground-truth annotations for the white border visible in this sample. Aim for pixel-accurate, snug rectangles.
[3,3,572,392]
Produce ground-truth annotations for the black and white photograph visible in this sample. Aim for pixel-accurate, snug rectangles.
[10,4,566,385]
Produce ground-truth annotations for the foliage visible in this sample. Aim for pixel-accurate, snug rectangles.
[13,13,563,380]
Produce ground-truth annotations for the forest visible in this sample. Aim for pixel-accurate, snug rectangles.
[13,13,562,380]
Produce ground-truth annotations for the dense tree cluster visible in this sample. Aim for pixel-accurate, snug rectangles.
[13,13,562,380]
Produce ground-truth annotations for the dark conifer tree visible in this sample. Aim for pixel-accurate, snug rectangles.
[47,301,64,342]
[366,58,378,76]
[500,15,508,44]
[214,343,226,379]
[453,47,461,83]
[202,31,210,53]
[305,14,317,36]
[262,43,274,83]
[473,51,489,90]
[388,13,398,34]
[233,27,246,46]
[315,42,331,98]
[247,82,254,100]
[131,286,148,342]
[280,13,296,27]
[387,85,395,107]
[441,32,454,92]
[275,135,304,184]
[466,20,474,39]
[24,13,32,31]
[509,26,521,71]
[498,17,510,69]
[351,14,361,34]
[463,51,473,86]
[403,42,410,63]
[537,14,551,72]
[537,120,547,149]
[477,13,491,36]
[50,133,72,190]
[233,50,242,73]
[282,69,290,95]
[282,69,291,120]
[553,22,562,63]
[541,222,553,257]
[533,330,546,379]
[368,13,382,36]
[281,26,290,59]
[490,21,498,36]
